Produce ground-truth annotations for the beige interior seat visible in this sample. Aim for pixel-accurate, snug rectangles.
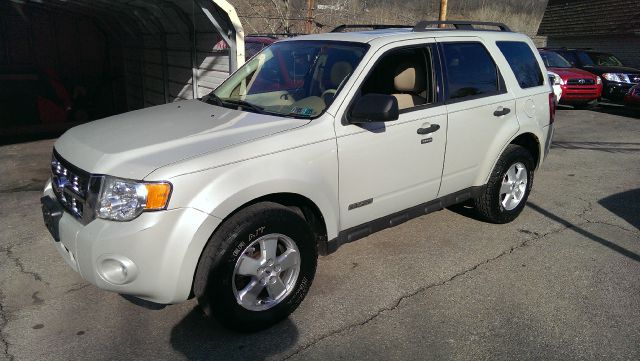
[321,61,353,104]
[392,62,426,110]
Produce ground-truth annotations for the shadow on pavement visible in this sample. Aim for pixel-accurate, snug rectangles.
[591,103,640,119]
[527,202,640,263]
[170,306,298,360]
[551,141,640,153]
[599,188,640,230]
[446,200,486,223]
[120,294,167,310]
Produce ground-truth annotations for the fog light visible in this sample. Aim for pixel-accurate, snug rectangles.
[98,256,138,285]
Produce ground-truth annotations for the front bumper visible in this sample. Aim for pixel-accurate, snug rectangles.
[559,84,602,103]
[43,180,222,304]
[603,81,635,100]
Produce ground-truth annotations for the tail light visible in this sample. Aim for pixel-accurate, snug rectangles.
[549,92,556,125]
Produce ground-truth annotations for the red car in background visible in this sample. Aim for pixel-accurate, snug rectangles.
[245,36,277,59]
[539,50,603,108]
[624,84,640,108]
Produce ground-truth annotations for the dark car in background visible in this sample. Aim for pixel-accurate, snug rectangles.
[541,48,640,101]
[624,84,640,108]
[539,50,602,107]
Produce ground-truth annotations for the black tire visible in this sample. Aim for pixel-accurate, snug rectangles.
[474,144,534,224]
[193,202,317,332]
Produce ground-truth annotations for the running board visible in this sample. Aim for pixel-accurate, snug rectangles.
[323,186,484,255]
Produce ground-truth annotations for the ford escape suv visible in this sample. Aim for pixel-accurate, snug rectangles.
[41,21,555,331]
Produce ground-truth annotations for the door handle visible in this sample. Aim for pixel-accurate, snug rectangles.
[417,124,440,135]
[493,106,511,117]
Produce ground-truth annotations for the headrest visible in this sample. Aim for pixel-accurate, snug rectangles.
[393,62,426,93]
[330,61,353,86]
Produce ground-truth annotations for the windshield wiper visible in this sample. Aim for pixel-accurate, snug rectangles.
[221,99,266,114]
[204,92,224,106]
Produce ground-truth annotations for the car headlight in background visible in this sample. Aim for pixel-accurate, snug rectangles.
[596,76,602,85]
[602,73,631,83]
[97,176,172,221]
[548,72,562,85]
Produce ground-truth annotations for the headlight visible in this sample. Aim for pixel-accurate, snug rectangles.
[97,176,172,221]
[548,72,562,85]
[596,76,602,85]
[602,73,631,83]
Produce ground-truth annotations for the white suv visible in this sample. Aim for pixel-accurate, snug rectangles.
[41,21,555,331]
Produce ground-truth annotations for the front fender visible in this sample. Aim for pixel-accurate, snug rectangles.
[165,139,340,241]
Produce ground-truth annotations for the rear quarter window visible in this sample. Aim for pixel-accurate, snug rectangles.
[496,41,544,89]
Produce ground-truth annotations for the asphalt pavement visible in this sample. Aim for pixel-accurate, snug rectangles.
[0,106,639,361]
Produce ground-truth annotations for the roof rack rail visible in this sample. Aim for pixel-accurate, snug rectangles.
[331,24,411,33]
[412,20,511,32]
[247,33,302,38]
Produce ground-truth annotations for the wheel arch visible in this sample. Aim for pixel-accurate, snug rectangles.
[188,192,330,299]
[219,192,330,254]
[510,132,541,169]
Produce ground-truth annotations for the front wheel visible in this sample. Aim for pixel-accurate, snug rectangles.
[474,144,534,223]
[193,202,317,332]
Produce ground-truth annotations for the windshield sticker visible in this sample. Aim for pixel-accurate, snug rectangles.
[290,107,314,116]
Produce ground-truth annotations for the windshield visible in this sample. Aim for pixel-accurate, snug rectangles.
[584,52,624,67]
[540,51,572,68]
[207,40,369,118]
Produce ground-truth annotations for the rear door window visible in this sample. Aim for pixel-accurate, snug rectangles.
[441,42,502,101]
[496,41,544,89]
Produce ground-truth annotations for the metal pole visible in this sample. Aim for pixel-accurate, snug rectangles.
[306,0,315,34]
[438,0,448,28]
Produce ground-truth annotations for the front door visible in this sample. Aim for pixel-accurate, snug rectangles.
[335,39,447,230]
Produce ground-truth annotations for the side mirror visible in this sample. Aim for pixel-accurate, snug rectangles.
[349,94,399,123]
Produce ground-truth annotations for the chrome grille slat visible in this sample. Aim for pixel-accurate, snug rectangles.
[567,78,594,85]
[51,151,91,221]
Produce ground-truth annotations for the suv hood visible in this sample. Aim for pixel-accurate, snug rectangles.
[548,67,596,79]
[581,65,640,75]
[55,100,309,179]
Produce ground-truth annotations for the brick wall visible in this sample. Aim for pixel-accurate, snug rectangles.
[546,35,640,69]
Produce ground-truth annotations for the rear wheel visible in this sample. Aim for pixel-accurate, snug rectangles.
[194,202,317,332]
[474,144,534,223]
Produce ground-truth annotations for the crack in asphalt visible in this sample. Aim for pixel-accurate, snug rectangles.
[281,209,640,360]
[0,246,49,285]
[584,220,637,234]
[576,196,593,220]
[0,291,13,361]
[65,283,90,294]
[281,223,571,360]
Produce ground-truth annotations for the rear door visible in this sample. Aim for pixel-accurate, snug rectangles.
[436,37,519,196]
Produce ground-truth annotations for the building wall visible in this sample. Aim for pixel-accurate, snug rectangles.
[546,35,640,69]
[0,0,233,141]
[122,1,231,110]
[0,4,124,127]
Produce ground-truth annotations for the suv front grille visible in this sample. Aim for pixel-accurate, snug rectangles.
[567,78,595,85]
[51,151,98,223]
